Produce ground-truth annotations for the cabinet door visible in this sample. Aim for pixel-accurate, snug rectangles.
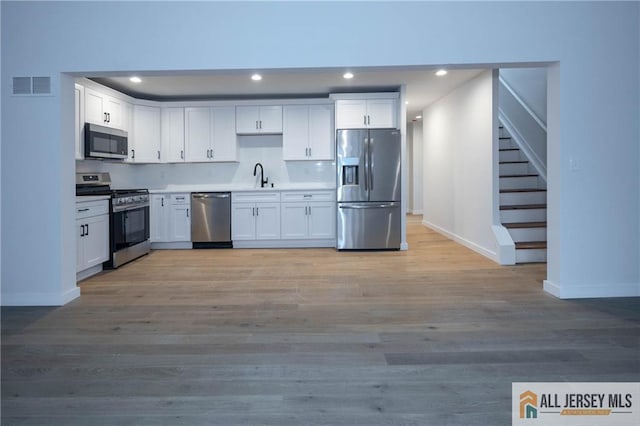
[84,87,106,125]
[336,100,367,129]
[308,104,334,160]
[161,108,185,163]
[255,202,280,240]
[231,204,256,240]
[74,85,84,160]
[185,107,212,162]
[308,202,335,239]
[258,106,283,133]
[367,99,397,128]
[131,105,161,163]
[235,106,259,134]
[211,106,237,161]
[83,214,109,269]
[281,202,308,239]
[105,97,123,128]
[282,105,309,160]
[76,220,85,272]
[170,205,191,242]
[150,195,169,242]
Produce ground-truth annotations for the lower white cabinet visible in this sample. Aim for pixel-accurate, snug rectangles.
[150,193,190,242]
[76,200,109,274]
[232,192,281,241]
[281,191,335,240]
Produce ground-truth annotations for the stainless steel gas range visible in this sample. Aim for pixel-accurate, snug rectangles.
[76,173,150,268]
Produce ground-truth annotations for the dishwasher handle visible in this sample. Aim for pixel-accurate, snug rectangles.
[192,193,230,199]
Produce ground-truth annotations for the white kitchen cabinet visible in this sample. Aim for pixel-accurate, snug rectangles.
[283,104,334,161]
[170,194,191,242]
[185,107,237,162]
[150,194,170,242]
[161,107,185,162]
[74,84,85,160]
[76,200,109,274]
[84,87,125,129]
[235,105,282,134]
[280,191,335,240]
[335,98,397,129]
[130,104,161,163]
[232,191,281,241]
[151,193,190,242]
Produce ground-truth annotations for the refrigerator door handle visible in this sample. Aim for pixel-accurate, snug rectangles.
[363,137,369,192]
[339,203,398,209]
[369,137,374,191]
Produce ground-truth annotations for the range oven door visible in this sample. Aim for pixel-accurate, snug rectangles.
[112,205,150,251]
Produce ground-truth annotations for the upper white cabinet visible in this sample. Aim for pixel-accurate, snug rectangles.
[74,84,85,160]
[130,104,161,163]
[84,87,125,129]
[236,105,283,134]
[335,98,397,129]
[185,107,237,162]
[161,107,185,163]
[283,104,334,161]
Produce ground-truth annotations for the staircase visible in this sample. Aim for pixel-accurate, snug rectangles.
[498,125,547,263]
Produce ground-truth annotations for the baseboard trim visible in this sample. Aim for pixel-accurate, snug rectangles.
[1,286,81,306]
[544,279,640,299]
[150,242,193,250]
[422,220,498,263]
[233,239,336,249]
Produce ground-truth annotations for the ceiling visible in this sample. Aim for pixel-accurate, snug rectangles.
[91,66,485,121]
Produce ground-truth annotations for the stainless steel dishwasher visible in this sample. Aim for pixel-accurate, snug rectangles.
[191,192,232,248]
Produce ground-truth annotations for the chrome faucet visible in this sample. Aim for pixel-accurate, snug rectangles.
[253,162,268,188]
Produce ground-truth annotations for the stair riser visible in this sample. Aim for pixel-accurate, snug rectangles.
[500,162,529,175]
[499,150,522,162]
[499,127,509,138]
[500,176,540,190]
[500,209,547,223]
[500,192,547,205]
[508,227,547,242]
[499,138,516,149]
[516,248,547,263]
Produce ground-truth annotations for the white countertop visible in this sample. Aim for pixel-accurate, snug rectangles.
[76,195,110,203]
[148,183,336,194]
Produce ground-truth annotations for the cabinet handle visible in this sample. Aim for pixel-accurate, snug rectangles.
[85,223,89,236]
[181,150,184,160]
[80,224,85,237]
[161,197,164,207]
[157,150,160,160]
[107,112,111,123]
[308,147,311,157]
[255,120,258,129]
[308,206,311,216]
[104,112,108,123]
[368,115,371,125]
[259,120,262,129]
[252,207,255,216]
[186,208,189,218]
[256,207,259,216]
[131,149,135,159]
[78,208,90,212]
[364,115,367,125]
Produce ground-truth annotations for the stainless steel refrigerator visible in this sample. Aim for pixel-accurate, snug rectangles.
[336,128,401,250]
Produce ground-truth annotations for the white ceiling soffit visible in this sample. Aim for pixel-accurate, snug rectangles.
[89,66,486,120]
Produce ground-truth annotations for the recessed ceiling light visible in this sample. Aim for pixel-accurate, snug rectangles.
[405,101,409,105]
[415,115,422,120]
[343,72,354,79]
[435,69,448,77]
[251,74,262,81]
[129,76,142,83]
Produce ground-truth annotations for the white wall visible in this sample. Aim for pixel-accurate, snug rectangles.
[411,121,423,214]
[1,1,639,304]
[500,68,547,124]
[422,71,496,259]
[406,123,414,212]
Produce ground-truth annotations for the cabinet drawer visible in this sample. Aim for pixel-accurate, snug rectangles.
[232,191,281,203]
[170,193,190,204]
[281,191,335,203]
[76,200,109,219]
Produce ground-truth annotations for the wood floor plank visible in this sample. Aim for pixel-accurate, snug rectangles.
[2,216,638,425]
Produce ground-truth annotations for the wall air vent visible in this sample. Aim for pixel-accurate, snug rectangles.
[12,76,52,95]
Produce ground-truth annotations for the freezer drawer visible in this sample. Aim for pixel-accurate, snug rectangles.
[191,192,231,246]
[337,202,401,250]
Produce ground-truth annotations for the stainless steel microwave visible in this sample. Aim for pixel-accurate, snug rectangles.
[84,123,128,159]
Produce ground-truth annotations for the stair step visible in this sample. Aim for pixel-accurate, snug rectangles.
[499,161,528,164]
[504,221,547,229]
[516,241,547,250]
[500,204,547,210]
[499,137,512,140]
[499,148,519,151]
[499,174,539,178]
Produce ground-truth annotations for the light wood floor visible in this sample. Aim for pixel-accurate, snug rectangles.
[2,216,639,425]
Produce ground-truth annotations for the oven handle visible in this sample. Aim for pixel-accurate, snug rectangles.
[112,202,150,213]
